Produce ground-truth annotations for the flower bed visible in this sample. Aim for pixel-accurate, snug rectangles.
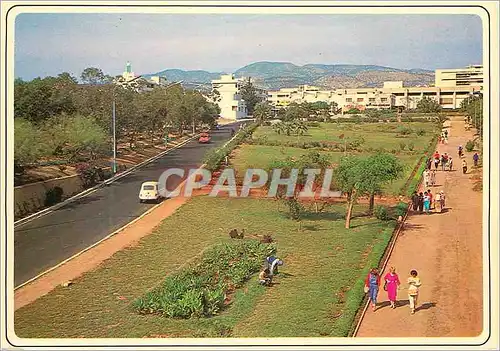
[133,240,275,318]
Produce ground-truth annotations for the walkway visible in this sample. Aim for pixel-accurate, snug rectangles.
[356,119,483,337]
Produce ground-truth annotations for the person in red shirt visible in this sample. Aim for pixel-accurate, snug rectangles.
[427,189,433,209]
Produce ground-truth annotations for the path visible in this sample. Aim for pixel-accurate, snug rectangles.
[356,119,483,337]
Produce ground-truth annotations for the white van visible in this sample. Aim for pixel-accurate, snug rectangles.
[139,181,162,203]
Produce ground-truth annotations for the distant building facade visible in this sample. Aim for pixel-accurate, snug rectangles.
[267,65,483,112]
[211,74,248,120]
[435,65,483,88]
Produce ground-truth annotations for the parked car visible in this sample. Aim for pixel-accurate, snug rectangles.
[139,181,162,203]
[198,132,211,143]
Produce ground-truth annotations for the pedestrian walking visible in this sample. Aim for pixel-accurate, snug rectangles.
[423,169,431,188]
[426,157,432,170]
[440,154,447,171]
[423,191,431,214]
[458,145,463,158]
[462,159,468,174]
[418,192,424,213]
[439,190,446,209]
[407,270,422,315]
[430,170,436,187]
[448,156,453,171]
[435,191,442,213]
[473,152,479,167]
[364,268,381,311]
[411,191,419,212]
[427,189,433,209]
[444,129,449,139]
[384,267,401,309]
[434,158,439,170]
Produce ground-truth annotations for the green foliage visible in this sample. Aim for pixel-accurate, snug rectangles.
[80,67,109,85]
[133,240,275,319]
[416,96,441,113]
[394,202,409,218]
[75,163,104,188]
[407,142,415,151]
[416,128,426,136]
[203,123,258,171]
[399,142,406,151]
[374,205,390,221]
[465,140,475,152]
[240,78,264,115]
[460,94,483,136]
[253,101,273,124]
[396,125,412,135]
[44,186,64,207]
[285,198,304,220]
[14,119,50,165]
[272,120,308,136]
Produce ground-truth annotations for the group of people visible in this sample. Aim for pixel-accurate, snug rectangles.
[438,129,449,145]
[411,189,446,214]
[428,150,453,172]
[364,267,422,315]
[258,256,284,286]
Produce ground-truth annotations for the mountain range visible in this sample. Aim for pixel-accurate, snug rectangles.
[146,61,435,90]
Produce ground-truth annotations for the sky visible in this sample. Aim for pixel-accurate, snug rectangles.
[14,13,483,80]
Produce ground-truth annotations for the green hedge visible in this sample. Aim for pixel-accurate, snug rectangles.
[204,123,259,171]
[133,240,275,319]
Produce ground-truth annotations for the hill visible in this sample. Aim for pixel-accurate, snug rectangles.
[147,61,434,90]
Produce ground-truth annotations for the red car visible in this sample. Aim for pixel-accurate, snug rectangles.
[198,132,211,143]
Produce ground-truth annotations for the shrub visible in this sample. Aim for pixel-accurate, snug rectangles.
[394,202,408,218]
[465,140,475,152]
[44,186,64,207]
[416,128,426,136]
[75,163,101,188]
[407,142,415,151]
[396,126,412,136]
[306,121,321,127]
[374,205,390,221]
[399,142,406,151]
[260,234,274,243]
[133,240,275,319]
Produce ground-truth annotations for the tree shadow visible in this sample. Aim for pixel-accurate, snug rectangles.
[302,224,321,231]
[56,194,103,210]
[301,212,344,221]
[400,223,425,231]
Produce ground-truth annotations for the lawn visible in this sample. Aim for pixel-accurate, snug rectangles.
[230,144,420,195]
[252,121,439,152]
[15,196,395,338]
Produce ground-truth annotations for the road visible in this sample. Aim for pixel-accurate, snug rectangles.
[14,124,241,287]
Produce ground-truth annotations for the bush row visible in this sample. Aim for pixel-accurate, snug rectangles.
[133,240,275,319]
[204,123,259,171]
[403,135,438,196]
[247,136,422,155]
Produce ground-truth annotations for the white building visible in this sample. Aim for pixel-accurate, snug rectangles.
[435,65,483,88]
[211,74,248,120]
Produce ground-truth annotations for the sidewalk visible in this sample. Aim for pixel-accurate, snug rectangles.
[356,119,483,337]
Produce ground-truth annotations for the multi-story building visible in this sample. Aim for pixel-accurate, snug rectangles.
[435,65,483,88]
[211,74,248,120]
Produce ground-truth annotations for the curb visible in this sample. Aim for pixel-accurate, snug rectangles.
[14,134,200,228]
[13,122,244,290]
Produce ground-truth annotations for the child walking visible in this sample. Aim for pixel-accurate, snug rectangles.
[407,270,422,314]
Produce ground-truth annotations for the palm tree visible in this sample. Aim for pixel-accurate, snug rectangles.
[294,120,309,136]
[254,102,273,125]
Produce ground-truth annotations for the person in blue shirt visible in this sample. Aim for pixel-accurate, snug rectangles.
[265,256,284,276]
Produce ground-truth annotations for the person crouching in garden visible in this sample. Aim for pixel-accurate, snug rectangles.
[258,268,272,286]
[365,268,381,312]
[407,270,422,314]
[265,256,284,277]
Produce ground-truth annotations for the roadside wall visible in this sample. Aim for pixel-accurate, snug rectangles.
[14,175,83,218]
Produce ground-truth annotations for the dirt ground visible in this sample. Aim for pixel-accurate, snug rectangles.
[356,119,484,337]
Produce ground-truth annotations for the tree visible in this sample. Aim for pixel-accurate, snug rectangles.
[80,67,107,85]
[460,93,483,138]
[253,101,273,125]
[14,118,50,166]
[240,78,263,115]
[416,96,441,113]
[293,120,309,136]
[362,154,404,214]
[333,154,404,228]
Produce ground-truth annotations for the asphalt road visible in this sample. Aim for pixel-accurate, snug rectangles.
[14,123,242,287]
